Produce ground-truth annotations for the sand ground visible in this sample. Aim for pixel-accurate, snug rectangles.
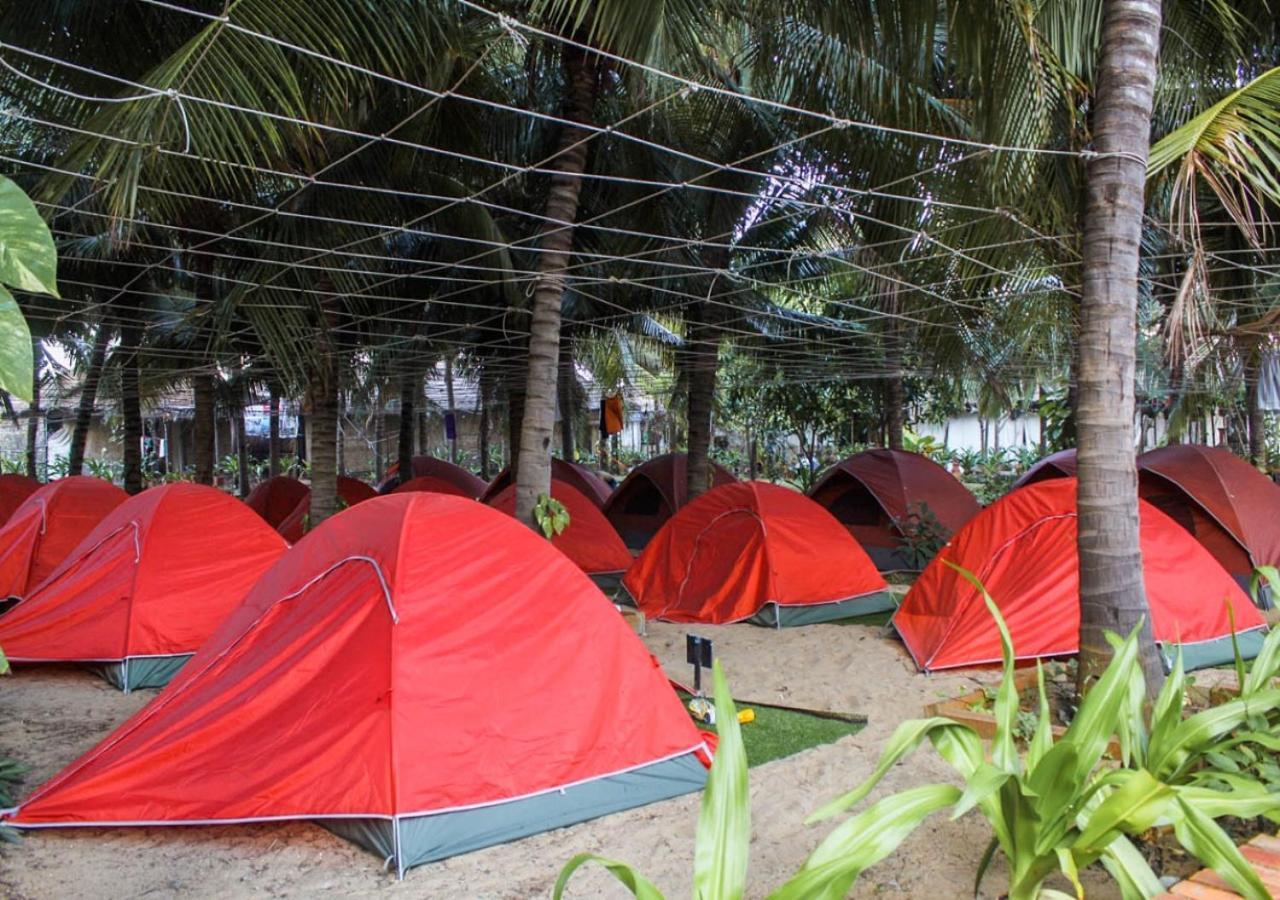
[0,621,1131,899]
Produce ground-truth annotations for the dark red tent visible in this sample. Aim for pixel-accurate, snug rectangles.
[376,456,486,497]
[894,478,1266,672]
[0,474,39,525]
[623,481,891,626]
[1137,444,1280,580]
[0,477,127,599]
[392,475,474,498]
[1010,448,1077,491]
[487,479,631,576]
[480,458,613,508]
[807,449,980,571]
[276,476,377,543]
[5,494,706,875]
[0,484,286,690]
[244,476,309,529]
[604,453,736,549]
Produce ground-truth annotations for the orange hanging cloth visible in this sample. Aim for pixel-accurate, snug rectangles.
[602,394,624,436]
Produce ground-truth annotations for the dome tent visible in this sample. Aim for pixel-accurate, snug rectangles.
[376,456,486,497]
[276,476,377,543]
[807,449,980,571]
[392,475,475,497]
[604,453,736,549]
[486,479,631,577]
[1137,444,1280,582]
[1009,448,1078,491]
[894,478,1267,672]
[4,494,707,876]
[623,481,892,626]
[480,458,613,508]
[0,484,287,691]
[0,473,39,525]
[244,475,309,529]
[0,477,127,600]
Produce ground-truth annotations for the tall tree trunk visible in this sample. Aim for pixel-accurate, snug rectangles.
[558,339,576,460]
[297,412,307,464]
[234,391,250,498]
[685,299,719,502]
[268,388,281,477]
[337,393,347,476]
[478,371,492,480]
[308,367,339,528]
[1246,345,1266,467]
[193,372,216,485]
[68,325,110,477]
[398,371,416,484]
[372,388,384,482]
[1076,0,1164,697]
[25,339,41,480]
[514,47,597,528]
[120,326,143,495]
[444,356,458,465]
[884,373,905,450]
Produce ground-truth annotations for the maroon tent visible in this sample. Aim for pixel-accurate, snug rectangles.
[1010,449,1077,491]
[604,453,736,549]
[244,476,309,530]
[807,449,980,571]
[376,457,486,497]
[1137,444,1280,581]
[480,458,614,508]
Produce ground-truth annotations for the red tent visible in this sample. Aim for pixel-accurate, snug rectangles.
[623,481,891,626]
[244,476,309,529]
[276,476,378,543]
[1137,444,1280,579]
[0,477,127,600]
[487,479,632,576]
[5,494,707,875]
[0,474,39,525]
[481,458,614,508]
[807,449,980,571]
[0,484,287,690]
[376,456,486,497]
[1010,448,1077,491]
[604,453,736,549]
[392,475,474,498]
[894,478,1266,672]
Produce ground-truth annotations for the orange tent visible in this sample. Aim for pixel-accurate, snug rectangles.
[0,474,39,525]
[487,479,631,576]
[276,476,377,543]
[5,494,706,875]
[807,449,980,571]
[376,456,486,497]
[0,477,127,600]
[481,458,613,508]
[623,481,891,626]
[0,484,286,690]
[244,476,309,529]
[1010,448,1077,491]
[1138,444,1280,580]
[604,453,736,549]
[894,478,1266,672]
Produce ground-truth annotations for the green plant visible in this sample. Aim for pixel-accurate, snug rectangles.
[0,175,59,402]
[533,494,571,539]
[774,565,1278,900]
[555,660,748,900]
[894,501,950,570]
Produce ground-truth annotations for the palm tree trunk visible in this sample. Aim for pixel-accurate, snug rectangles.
[297,412,307,464]
[120,326,144,495]
[506,377,525,467]
[25,338,41,480]
[478,375,491,480]
[685,299,719,502]
[234,392,250,498]
[268,388,281,477]
[558,339,576,460]
[1076,0,1165,697]
[444,356,458,465]
[372,387,384,482]
[1246,345,1266,468]
[67,325,110,478]
[514,47,597,528]
[193,373,216,485]
[885,373,905,450]
[308,367,339,528]
[398,372,416,483]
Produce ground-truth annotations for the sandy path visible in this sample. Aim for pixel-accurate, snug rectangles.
[0,625,1120,899]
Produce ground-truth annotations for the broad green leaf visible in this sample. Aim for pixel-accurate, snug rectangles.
[949,762,1010,820]
[553,853,665,900]
[1098,835,1164,900]
[1243,615,1280,694]
[0,644,8,676]
[1075,770,1172,853]
[1026,662,1055,770]
[0,176,58,297]
[1171,795,1270,900]
[770,784,961,900]
[1174,782,1280,820]
[1054,848,1084,900]
[1148,688,1280,779]
[692,661,749,900]
[0,286,32,403]
[1060,624,1142,783]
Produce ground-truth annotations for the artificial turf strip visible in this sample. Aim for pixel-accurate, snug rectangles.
[680,693,865,767]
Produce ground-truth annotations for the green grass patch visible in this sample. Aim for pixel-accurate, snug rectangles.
[679,692,864,767]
